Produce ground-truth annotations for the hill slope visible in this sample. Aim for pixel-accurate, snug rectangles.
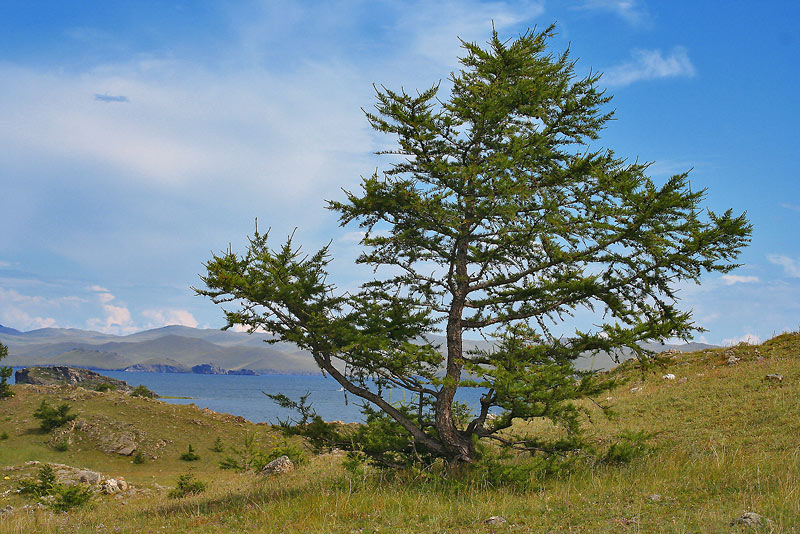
[0,332,797,532]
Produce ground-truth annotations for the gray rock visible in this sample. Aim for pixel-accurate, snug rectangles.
[732,511,772,528]
[648,494,662,502]
[726,355,741,365]
[261,455,294,475]
[76,469,103,485]
[764,374,784,382]
[484,516,507,525]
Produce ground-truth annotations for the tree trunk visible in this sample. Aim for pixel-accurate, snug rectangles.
[435,234,476,463]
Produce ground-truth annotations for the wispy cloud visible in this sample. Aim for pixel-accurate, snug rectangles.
[721,275,759,285]
[94,93,129,103]
[767,255,800,278]
[603,47,695,87]
[575,0,649,26]
[142,309,199,328]
[780,203,800,212]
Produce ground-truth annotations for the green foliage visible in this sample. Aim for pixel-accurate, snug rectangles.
[94,383,116,392]
[33,399,76,432]
[266,440,307,466]
[0,431,8,440]
[603,430,654,464]
[18,464,58,498]
[180,444,200,461]
[211,436,224,453]
[17,464,92,511]
[53,437,69,452]
[197,25,751,463]
[0,343,13,399]
[168,472,206,498]
[132,450,146,464]
[219,432,266,472]
[50,483,93,511]
[130,384,157,398]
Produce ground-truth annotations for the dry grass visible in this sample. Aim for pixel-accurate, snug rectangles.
[2,332,799,533]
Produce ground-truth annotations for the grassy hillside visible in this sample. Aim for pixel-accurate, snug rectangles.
[1,333,798,533]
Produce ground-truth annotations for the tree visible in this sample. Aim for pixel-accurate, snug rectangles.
[0,342,13,398]
[197,26,751,464]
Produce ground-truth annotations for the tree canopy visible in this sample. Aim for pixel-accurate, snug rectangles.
[197,26,751,464]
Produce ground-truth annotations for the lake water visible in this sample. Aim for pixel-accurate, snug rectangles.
[11,369,487,425]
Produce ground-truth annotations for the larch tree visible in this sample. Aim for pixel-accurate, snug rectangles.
[197,26,750,464]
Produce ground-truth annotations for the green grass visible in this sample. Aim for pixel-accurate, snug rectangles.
[1,332,799,532]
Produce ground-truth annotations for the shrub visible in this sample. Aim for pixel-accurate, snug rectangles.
[53,438,69,452]
[0,431,8,440]
[180,444,200,461]
[18,464,58,498]
[219,432,266,472]
[50,484,93,511]
[130,384,157,398]
[168,473,206,498]
[603,430,653,464]
[0,343,13,399]
[95,383,116,392]
[211,436,224,453]
[33,400,76,432]
[266,440,307,466]
[132,450,146,464]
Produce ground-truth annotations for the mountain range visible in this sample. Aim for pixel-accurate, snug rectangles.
[0,324,717,375]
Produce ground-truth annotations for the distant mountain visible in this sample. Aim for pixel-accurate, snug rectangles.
[0,324,719,375]
[0,324,22,335]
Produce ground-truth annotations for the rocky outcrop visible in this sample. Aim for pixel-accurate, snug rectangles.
[261,455,294,475]
[191,363,227,375]
[124,363,189,373]
[227,368,258,375]
[14,366,131,392]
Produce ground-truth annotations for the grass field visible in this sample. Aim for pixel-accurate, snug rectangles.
[1,333,799,533]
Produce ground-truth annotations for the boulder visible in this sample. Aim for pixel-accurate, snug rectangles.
[764,374,784,382]
[261,455,294,475]
[731,511,772,528]
[484,516,507,525]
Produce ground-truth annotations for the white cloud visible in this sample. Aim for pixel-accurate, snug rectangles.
[576,0,649,26]
[0,261,11,268]
[722,333,761,346]
[721,275,760,285]
[340,231,366,244]
[397,1,543,68]
[142,309,199,328]
[86,287,136,334]
[603,47,696,87]
[767,255,800,278]
[780,203,800,212]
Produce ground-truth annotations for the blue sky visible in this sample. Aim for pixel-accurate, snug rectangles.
[1,1,798,345]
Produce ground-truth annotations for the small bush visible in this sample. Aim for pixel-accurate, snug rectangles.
[0,431,8,440]
[266,440,307,466]
[168,473,206,498]
[180,444,200,461]
[604,430,653,464]
[218,432,266,472]
[130,384,157,398]
[33,400,76,432]
[53,438,69,452]
[132,450,146,464]
[95,383,116,392]
[50,484,93,511]
[18,464,58,498]
[211,436,224,453]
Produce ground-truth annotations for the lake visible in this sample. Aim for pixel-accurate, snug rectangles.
[11,369,488,425]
